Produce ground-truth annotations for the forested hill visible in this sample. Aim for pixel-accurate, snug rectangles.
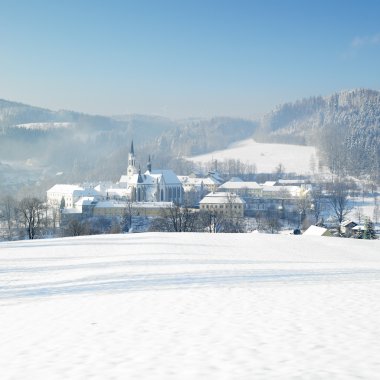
[0,100,257,187]
[255,89,380,180]
[0,89,379,188]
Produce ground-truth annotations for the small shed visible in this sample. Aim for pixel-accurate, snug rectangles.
[303,225,332,237]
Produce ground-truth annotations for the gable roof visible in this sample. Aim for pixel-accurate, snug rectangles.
[220,181,261,190]
[47,184,84,194]
[178,176,219,186]
[303,225,332,236]
[149,170,181,185]
[341,220,358,227]
[199,192,245,205]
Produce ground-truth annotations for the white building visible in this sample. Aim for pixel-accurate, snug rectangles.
[47,142,184,210]
[199,192,245,217]
[178,176,220,193]
[47,184,101,209]
[219,181,262,197]
[117,142,183,203]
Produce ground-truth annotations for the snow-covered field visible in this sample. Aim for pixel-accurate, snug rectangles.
[1,233,380,379]
[189,139,318,174]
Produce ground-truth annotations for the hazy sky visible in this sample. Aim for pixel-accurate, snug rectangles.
[1,0,380,118]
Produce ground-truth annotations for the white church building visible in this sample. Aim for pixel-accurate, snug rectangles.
[116,141,183,203]
[47,141,183,209]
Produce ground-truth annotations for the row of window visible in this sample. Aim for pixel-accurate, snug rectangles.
[202,204,242,209]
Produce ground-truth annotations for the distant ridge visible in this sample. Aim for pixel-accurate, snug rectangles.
[255,88,380,179]
[0,88,379,184]
[257,88,380,145]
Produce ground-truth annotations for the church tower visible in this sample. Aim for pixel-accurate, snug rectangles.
[127,140,138,178]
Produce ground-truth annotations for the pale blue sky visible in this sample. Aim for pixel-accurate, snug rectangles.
[1,0,380,118]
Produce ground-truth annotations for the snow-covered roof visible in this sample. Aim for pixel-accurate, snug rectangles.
[178,176,219,186]
[94,182,115,194]
[341,220,357,227]
[106,187,130,197]
[219,181,261,190]
[303,225,331,236]
[149,170,181,185]
[188,170,204,178]
[75,197,96,207]
[47,184,100,198]
[47,184,84,194]
[207,171,224,183]
[199,192,245,205]
[262,185,301,196]
[141,173,160,185]
[263,181,276,187]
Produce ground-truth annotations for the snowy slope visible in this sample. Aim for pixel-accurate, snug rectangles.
[1,233,380,379]
[15,122,75,130]
[189,138,318,174]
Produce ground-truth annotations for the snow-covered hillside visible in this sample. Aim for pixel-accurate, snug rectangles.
[257,89,380,178]
[1,233,379,379]
[15,122,75,130]
[189,138,318,174]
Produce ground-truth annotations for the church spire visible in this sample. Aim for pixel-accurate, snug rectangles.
[127,140,137,177]
[147,155,152,172]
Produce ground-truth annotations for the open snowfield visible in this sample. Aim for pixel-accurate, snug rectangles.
[189,139,318,174]
[1,233,380,380]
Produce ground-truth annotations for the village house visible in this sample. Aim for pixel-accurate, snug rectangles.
[216,179,309,217]
[340,220,358,236]
[47,184,101,209]
[199,192,245,218]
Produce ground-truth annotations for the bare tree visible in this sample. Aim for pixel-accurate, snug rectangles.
[159,203,198,232]
[149,203,199,232]
[320,124,347,178]
[261,213,282,234]
[309,186,324,225]
[326,180,353,227]
[0,195,17,240]
[373,202,380,224]
[199,209,226,233]
[274,163,285,179]
[122,200,138,232]
[64,219,89,237]
[296,193,312,227]
[18,197,47,239]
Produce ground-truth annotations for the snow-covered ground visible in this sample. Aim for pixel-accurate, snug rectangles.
[348,195,379,225]
[189,138,318,174]
[1,233,380,379]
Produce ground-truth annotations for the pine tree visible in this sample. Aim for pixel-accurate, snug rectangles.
[363,218,377,240]
[60,196,66,210]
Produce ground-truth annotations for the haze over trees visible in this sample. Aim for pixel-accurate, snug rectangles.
[0,88,379,198]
